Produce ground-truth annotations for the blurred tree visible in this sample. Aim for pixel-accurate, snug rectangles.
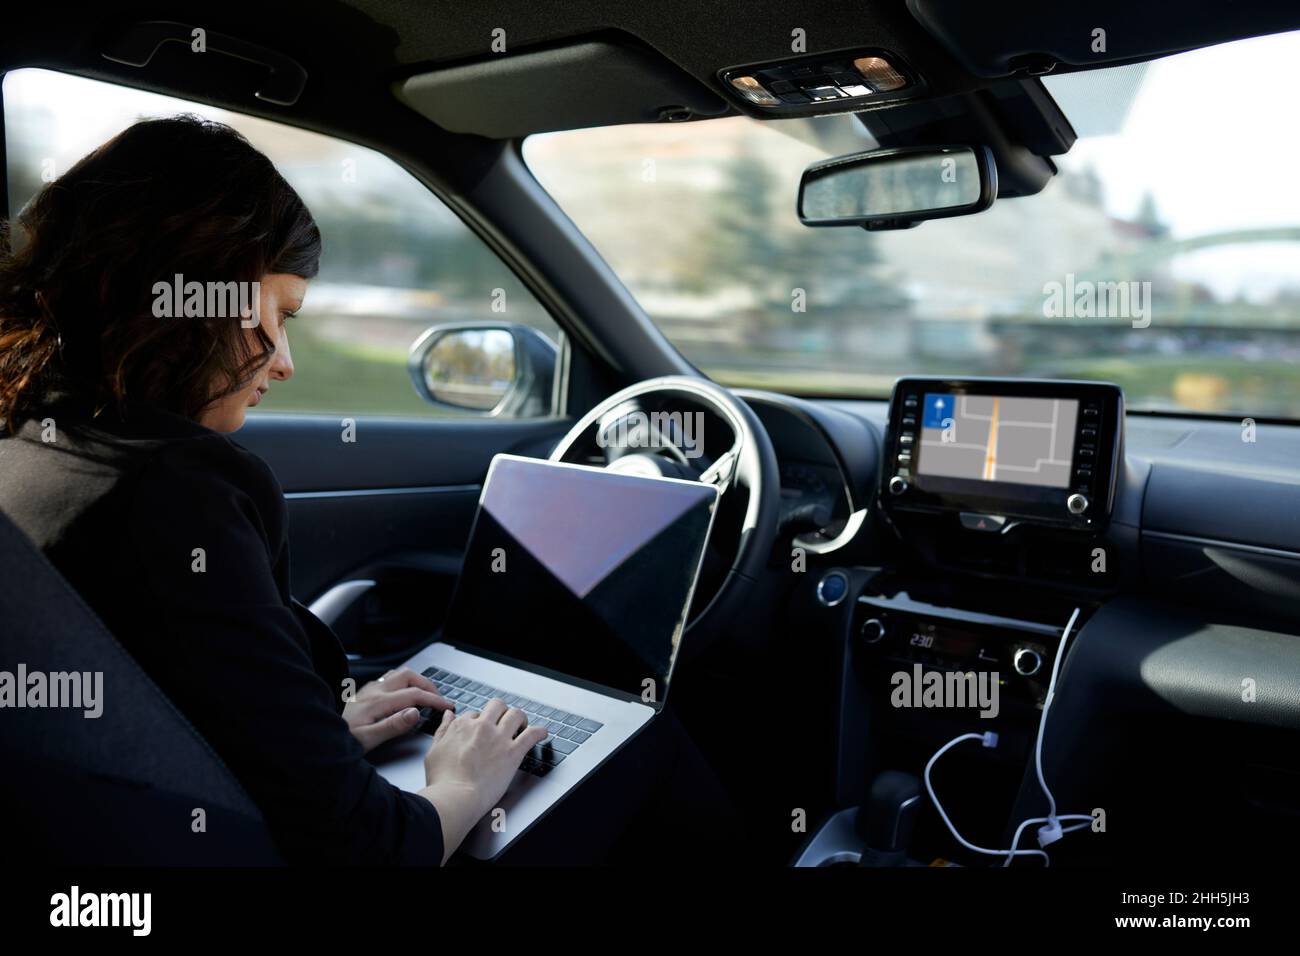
[697,152,907,339]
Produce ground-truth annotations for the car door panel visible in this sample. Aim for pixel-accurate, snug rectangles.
[235,414,572,675]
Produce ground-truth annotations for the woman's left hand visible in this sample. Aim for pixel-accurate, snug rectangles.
[343,667,450,753]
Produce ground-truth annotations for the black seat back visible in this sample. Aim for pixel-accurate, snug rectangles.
[0,508,284,864]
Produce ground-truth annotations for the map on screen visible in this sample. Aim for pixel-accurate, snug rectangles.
[917,393,1078,489]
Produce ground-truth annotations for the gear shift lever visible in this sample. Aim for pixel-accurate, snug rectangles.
[857,770,923,866]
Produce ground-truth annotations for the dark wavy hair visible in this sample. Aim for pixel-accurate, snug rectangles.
[0,114,320,431]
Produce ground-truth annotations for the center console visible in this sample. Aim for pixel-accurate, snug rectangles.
[797,378,1127,866]
[813,568,1093,866]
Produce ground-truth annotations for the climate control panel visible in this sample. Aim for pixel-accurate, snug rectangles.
[854,594,1060,707]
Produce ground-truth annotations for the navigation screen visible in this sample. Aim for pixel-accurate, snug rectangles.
[917,393,1078,489]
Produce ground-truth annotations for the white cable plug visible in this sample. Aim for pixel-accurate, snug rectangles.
[1037,818,1063,847]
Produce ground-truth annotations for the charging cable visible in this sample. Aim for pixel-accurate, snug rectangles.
[922,606,1091,867]
[925,730,1052,865]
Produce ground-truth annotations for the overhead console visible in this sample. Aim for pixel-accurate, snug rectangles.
[879,377,1123,533]
[718,48,921,115]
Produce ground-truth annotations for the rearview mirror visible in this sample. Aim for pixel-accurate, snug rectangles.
[798,145,996,230]
[407,322,557,417]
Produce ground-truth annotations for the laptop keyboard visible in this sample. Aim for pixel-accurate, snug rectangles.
[421,667,604,777]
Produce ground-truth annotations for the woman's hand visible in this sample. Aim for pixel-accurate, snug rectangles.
[419,699,549,863]
[343,667,450,753]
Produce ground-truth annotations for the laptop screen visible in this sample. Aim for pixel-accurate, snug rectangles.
[440,455,718,703]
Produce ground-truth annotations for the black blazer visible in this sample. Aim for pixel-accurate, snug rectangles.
[0,389,443,864]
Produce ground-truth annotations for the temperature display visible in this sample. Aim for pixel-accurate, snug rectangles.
[907,621,981,661]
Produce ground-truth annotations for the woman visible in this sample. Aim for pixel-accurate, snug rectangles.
[0,116,548,864]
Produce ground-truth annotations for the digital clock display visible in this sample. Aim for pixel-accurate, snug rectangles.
[907,621,982,661]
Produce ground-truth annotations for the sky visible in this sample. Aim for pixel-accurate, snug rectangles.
[1047,31,1300,235]
[1046,31,1300,300]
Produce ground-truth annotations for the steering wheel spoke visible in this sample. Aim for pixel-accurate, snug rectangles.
[699,444,740,494]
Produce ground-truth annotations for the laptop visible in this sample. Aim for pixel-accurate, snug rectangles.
[371,453,719,860]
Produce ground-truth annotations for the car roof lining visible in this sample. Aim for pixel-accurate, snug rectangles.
[907,0,1300,78]
[4,2,1297,152]
[2,3,1298,218]
[394,33,732,139]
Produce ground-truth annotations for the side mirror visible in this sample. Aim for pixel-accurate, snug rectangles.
[798,145,997,230]
[407,322,557,417]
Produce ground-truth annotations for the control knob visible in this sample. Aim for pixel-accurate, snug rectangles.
[1013,647,1043,677]
[860,618,887,644]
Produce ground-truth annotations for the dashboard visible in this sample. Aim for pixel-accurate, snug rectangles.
[744,376,1300,867]
[744,377,1300,619]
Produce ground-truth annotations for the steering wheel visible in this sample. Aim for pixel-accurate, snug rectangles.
[548,375,781,660]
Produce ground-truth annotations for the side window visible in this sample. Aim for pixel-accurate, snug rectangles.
[3,68,560,419]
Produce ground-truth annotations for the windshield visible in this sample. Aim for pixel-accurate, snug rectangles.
[524,30,1300,419]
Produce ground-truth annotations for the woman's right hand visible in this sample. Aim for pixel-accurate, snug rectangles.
[418,699,549,864]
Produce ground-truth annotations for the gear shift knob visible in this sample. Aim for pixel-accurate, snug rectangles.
[857,770,923,863]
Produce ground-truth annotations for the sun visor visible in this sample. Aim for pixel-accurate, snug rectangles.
[907,0,1300,77]
[395,38,730,138]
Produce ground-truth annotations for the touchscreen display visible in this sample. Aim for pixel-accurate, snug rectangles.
[917,393,1078,489]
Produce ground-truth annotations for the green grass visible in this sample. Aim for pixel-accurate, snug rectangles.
[1035,356,1300,418]
[250,328,461,419]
